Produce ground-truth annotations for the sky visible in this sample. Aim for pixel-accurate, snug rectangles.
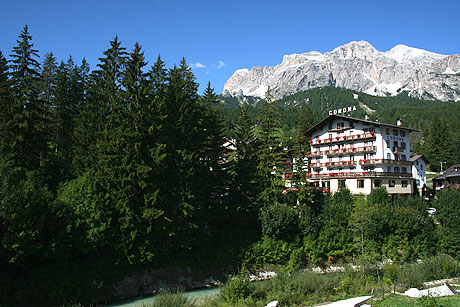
[1,0,460,94]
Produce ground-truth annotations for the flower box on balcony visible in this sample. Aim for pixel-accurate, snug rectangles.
[328,137,333,141]
[370,132,375,135]
[307,174,312,177]
[333,149,339,151]
[335,136,340,140]
[309,140,313,143]
[342,136,347,140]
[329,172,335,176]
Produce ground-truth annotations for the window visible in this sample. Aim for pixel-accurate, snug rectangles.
[386,128,390,134]
[339,180,346,188]
[387,153,391,160]
[358,179,365,189]
[328,123,333,130]
[395,154,399,161]
[393,129,398,136]
[401,154,406,161]
[394,141,398,148]
[402,167,407,174]
[401,131,405,137]
[387,166,392,173]
[375,179,381,187]
[402,180,408,188]
[389,180,395,187]
[329,133,332,139]
[395,167,400,173]
[401,142,406,150]
[416,161,419,165]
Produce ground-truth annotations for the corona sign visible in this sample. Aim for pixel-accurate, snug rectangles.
[328,105,357,115]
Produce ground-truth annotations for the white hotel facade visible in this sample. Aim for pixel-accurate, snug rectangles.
[305,114,416,195]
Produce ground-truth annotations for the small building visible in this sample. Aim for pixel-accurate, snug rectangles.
[411,155,428,196]
[433,164,460,191]
[305,114,416,196]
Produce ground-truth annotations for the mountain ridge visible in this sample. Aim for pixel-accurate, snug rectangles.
[223,41,460,102]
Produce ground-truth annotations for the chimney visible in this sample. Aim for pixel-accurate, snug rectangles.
[365,114,369,121]
[397,118,403,126]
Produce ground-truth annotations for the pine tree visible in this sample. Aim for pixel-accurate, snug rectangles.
[254,87,284,206]
[424,118,455,171]
[0,50,11,162]
[6,25,49,173]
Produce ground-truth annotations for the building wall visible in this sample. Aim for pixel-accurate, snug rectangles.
[412,159,426,189]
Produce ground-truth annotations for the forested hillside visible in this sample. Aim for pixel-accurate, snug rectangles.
[221,87,460,171]
[1,26,460,305]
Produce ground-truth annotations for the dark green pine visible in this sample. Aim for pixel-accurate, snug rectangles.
[7,25,49,173]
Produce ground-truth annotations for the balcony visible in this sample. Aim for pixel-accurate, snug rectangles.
[311,162,323,169]
[393,147,405,153]
[328,125,353,132]
[307,171,412,180]
[325,146,377,157]
[309,132,376,147]
[359,159,412,167]
[306,151,323,158]
[325,161,357,169]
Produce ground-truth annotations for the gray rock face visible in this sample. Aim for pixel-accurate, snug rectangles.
[223,41,460,101]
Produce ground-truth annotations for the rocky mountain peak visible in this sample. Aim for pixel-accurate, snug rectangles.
[223,41,460,102]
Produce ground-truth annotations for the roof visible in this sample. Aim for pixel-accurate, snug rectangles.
[411,155,429,164]
[304,114,418,136]
[433,164,460,180]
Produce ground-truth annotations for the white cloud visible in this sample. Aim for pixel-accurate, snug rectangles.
[190,62,206,69]
[216,60,225,69]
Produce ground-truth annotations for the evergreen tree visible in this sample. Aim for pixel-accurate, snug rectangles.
[254,87,284,206]
[6,25,49,173]
[0,50,11,164]
[423,118,455,171]
[39,52,57,110]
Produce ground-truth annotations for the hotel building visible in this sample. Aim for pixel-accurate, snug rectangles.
[305,114,416,195]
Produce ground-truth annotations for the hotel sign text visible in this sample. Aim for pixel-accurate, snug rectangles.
[329,105,357,115]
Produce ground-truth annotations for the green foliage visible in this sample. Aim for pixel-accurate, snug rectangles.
[220,275,254,304]
[150,290,196,307]
[259,203,299,242]
[433,189,460,256]
[242,237,294,269]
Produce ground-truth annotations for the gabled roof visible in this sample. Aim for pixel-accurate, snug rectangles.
[434,164,460,180]
[304,114,418,136]
[411,155,429,164]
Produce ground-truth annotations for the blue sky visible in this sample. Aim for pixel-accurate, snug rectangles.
[1,0,459,94]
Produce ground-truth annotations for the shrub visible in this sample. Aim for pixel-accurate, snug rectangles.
[220,275,253,304]
[150,290,195,307]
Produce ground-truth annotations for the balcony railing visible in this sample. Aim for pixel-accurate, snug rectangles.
[306,151,323,158]
[325,146,377,157]
[309,132,376,147]
[328,126,353,132]
[325,161,357,168]
[306,171,412,180]
[359,159,412,166]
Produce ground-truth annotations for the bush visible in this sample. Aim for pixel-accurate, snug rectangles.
[259,203,299,242]
[242,237,294,269]
[220,275,253,304]
[150,290,196,307]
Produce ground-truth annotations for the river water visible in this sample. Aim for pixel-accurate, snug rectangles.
[109,287,221,307]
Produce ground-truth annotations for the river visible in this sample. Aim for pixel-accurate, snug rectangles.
[108,287,221,307]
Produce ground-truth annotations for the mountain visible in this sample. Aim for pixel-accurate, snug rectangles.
[222,41,460,102]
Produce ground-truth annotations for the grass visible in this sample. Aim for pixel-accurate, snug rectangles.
[373,293,460,307]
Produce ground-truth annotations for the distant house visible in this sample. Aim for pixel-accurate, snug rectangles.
[433,164,460,191]
[411,155,428,195]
